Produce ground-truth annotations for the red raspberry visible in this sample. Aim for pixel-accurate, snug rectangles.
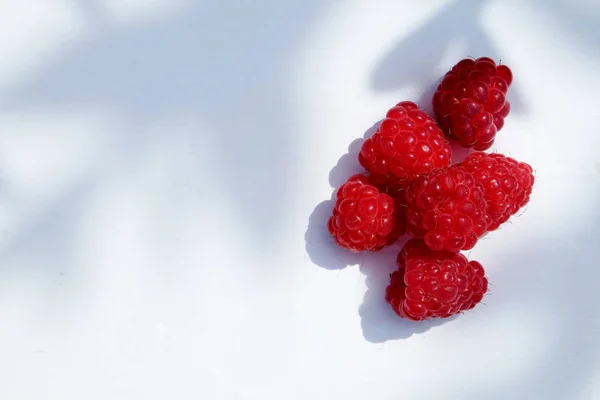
[404,166,487,252]
[460,152,535,231]
[328,174,405,252]
[433,57,513,150]
[385,239,489,321]
[359,101,452,186]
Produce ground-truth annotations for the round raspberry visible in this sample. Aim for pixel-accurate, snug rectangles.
[328,174,405,252]
[404,166,488,252]
[460,152,535,231]
[385,239,489,321]
[432,57,513,150]
[359,101,452,186]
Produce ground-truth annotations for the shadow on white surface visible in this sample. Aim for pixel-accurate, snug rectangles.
[370,0,527,116]
[1,0,600,398]
[304,200,362,270]
[304,121,380,270]
[0,0,323,263]
[0,2,326,395]
[357,237,458,343]
[460,215,600,399]
[536,0,600,55]
[328,136,373,190]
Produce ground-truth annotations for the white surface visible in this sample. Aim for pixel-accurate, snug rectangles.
[0,0,599,399]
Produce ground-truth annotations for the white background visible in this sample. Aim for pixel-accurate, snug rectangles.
[0,0,599,399]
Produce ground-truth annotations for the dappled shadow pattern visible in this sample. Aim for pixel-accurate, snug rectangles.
[0,0,324,258]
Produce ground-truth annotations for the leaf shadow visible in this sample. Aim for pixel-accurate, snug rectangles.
[0,0,325,260]
[371,0,527,117]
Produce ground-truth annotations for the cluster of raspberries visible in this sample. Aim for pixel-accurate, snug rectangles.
[327,57,534,321]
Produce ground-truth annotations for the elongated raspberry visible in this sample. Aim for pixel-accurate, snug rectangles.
[328,174,405,252]
[433,57,513,150]
[359,101,451,186]
[404,166,487,252]
[385,239,488,321]
[460,152,534,231]
[386,239,489,321]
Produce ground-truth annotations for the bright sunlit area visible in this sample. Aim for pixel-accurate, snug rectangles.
[0,0,598,399]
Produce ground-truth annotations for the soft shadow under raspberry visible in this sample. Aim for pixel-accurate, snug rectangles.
[358,236,456,343]
[305,120,383,270]
[415,81,439,116]
[328,121,381,189]
[304,199,363,270]
[449,141,473,164]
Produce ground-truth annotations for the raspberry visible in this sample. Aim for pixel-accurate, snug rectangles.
[328,174,405,252]
[404,166,487,252]
[460,152,535,231]
[385,239,489,321]
[359,101,452,186]
[433,57,513,150]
